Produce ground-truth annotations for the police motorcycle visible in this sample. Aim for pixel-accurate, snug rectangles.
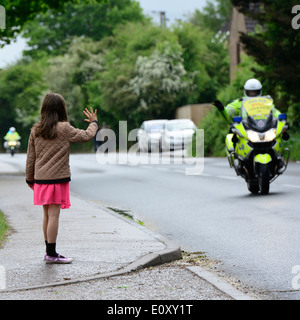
[225,96,290,195]
[6,140,19,156]
[4,128,21,157]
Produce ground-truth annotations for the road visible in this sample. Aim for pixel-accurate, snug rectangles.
[1,152,300,299]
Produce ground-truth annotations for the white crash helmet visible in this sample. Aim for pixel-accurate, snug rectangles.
[9,127,16,133]
[244,79,262,97]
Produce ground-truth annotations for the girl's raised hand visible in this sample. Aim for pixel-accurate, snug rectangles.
[83,107,98,123]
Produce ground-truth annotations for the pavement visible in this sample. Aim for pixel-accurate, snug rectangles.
[0,157,259,301]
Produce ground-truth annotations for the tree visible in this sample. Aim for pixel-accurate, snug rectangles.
[22,0,146,59]
[0,0,106,46]
[46,37,104,128]
[231,0,300,128]
[0,59,47,150]
[128,42,197,124]
[97,19,231,130]
[96,22,182,129]
[96,21,226,131]
[187,0,232,33]
[172,22,230,103]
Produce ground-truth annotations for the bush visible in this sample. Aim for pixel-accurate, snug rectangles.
[287,130,300,161]
[189,108,228,157]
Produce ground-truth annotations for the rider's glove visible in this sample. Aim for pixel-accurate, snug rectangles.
[212,100,224,111]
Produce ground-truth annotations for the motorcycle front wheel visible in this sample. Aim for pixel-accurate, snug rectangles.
[10,148,15,157]
[258,164,270,195]
[247,181,259,194]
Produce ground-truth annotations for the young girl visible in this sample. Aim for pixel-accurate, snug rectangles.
[26,92,99,264]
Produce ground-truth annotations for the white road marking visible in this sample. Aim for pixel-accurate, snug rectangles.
[283,184,300,189]
[216,175,238,180]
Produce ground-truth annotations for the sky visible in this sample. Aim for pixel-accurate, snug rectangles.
[0,0,209,68]
[137,0,208,25]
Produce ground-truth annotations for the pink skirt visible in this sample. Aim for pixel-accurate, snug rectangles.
[33,182,71,209]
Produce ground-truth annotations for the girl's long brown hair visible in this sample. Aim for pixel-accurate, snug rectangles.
[35,93,68,140]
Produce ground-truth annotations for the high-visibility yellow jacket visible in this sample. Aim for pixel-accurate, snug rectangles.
[4,131,21,141]
[220,96,281,123]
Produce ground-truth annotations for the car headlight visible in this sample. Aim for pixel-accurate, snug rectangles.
[247,130,260,143]
[264,129,276,142]
[149,133,161,140]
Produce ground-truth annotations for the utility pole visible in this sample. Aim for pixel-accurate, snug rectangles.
[152,11,167,28]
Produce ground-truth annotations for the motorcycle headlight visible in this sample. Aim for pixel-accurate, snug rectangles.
[264,129,276,142]
[246,129,277,143]
[247,130,260,143]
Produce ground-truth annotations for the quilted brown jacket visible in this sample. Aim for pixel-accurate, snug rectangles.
[26,121,99,184]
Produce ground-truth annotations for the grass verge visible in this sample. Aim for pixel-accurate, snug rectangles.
[0,210,9,248]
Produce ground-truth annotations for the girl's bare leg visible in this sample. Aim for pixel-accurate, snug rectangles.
[43,204,72,263]
[43,205,49,242]
[47,204,61,244]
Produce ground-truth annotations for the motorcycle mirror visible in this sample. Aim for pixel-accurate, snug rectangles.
[278,113,287,120]
[282,132,290,141]
[233,116,242,123]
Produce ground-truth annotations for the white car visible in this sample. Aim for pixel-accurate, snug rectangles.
[137,120,167,152]
[162,119,197,151]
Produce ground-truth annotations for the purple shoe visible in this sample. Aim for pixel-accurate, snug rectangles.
[45,254,73,264]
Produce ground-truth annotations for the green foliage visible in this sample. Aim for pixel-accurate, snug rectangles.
[22,0,146,59]
[0,210,9,247]
[96,20,230,131]
[172,22,229,103]
[187,0,232,33]
[231,0,300,129]
[288,131,300,161]
[198,109,228,157]
[0,59,47,151]
[128,42,197,123]
[1,0,299,159]
[46,37,104,128]
[0,0,105,45]
[95,22,183,129]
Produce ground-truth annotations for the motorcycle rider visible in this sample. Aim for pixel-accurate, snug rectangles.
[4,127,21,149]
[213,78,288,174]
[213,79,281,122]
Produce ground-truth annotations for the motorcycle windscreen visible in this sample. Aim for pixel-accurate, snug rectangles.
[242,97,273,120]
